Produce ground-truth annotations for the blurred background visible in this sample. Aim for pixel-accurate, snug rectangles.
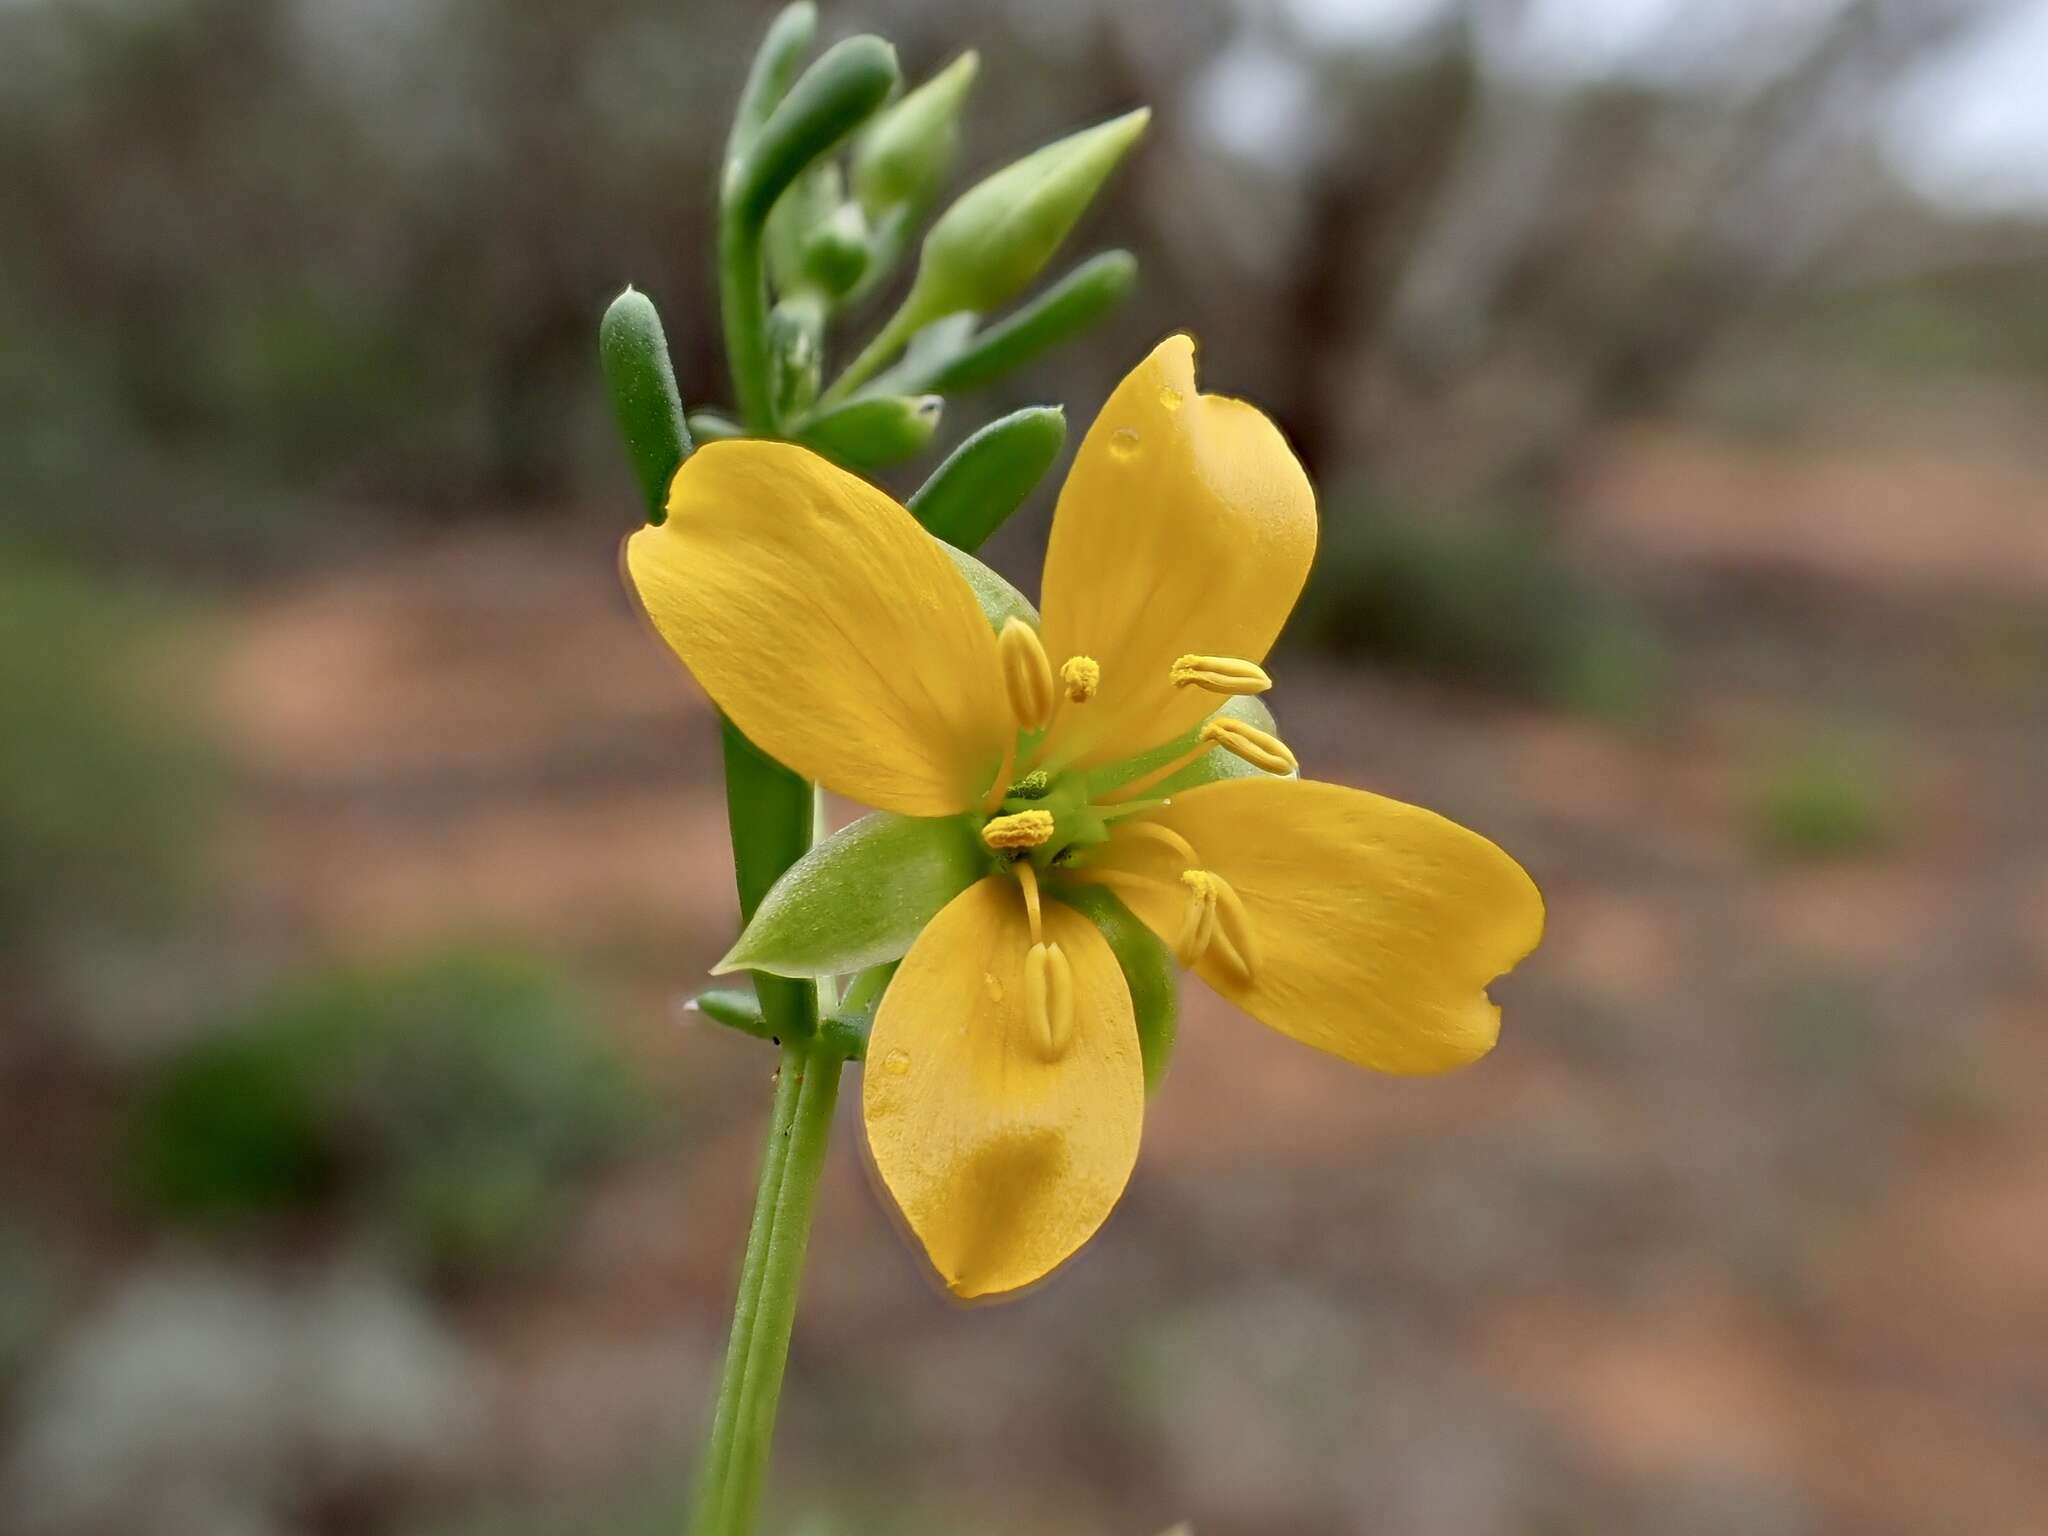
[5,0,2047,1532]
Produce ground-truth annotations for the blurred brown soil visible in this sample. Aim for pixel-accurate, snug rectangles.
[212,426,2048,1534]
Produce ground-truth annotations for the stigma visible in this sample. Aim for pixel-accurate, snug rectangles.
[1059,655,1100,703]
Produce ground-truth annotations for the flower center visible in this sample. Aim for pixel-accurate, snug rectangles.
[975,639,1287,994]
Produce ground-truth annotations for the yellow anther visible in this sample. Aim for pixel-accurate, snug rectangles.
[1059,655,1100,703]
[1175,869,1221,967]
[1201,716,1298,776]
[998,617,1055,732]
[1169,654,1272,696]
[1023,940,1074,1061]
[1206,871,1260,982]
[982,809,1054,851]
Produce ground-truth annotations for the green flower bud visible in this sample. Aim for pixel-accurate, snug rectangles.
[717,812,988,979]
[1055,882,1179,1093]
[727,35,899,226]
[799,201,872,297]
[900,107,1148,328]
[909,405,1067,552]
[795,393,941,470]
[852,51,980,217]
[765,161,843,295]
[598,286,691,526]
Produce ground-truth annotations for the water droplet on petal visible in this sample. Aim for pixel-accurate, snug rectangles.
[1109,425,1141,459]
[982,972,1004,1004]
[1157,385,1183,412]
[881,1048,911,1077]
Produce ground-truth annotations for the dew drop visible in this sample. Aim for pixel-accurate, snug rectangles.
[982,972,1004,1004]
[881,1048,911,1077]
[1109,425,1141,459]
[1157,385,1183,412]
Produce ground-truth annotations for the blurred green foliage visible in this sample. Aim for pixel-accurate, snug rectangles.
[1754,733,1892,859]
[1293,490,1661,720]
[129,945,648,1279]
[0,557,217,987]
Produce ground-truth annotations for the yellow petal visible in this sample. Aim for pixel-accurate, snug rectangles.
[863,876,1144,1298]
[627,441,1009,816]
[1089,777,1543,1074]
[1036,335,1316,768]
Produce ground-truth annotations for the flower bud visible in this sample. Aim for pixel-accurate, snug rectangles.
[799,201,872,297]
[898,107,1148,328]
[795,393,941,471]
[598,286,691,525]
[852,51,980,216]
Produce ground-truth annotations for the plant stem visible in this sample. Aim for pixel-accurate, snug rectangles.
[688,1048,804,1535]
[712,1038,846,1536]
[722,211,777,434]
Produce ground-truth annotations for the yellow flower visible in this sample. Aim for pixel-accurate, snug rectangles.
[627,336,1545,1299]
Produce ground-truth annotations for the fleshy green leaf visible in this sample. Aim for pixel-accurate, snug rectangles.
[726,3,819,174]
[908,405,1067,552]
[716,811,989,979]
[598,287,691,524]
[1056,882,1179,1093]
[884,251,1138,400]
[727,35,899,224]
[794,393,941,470]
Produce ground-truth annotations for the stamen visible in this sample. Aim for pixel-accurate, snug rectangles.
[1120,820,1199,870]
[1083,868,1181,903]
[1169,654,1272,696]
[999,618,1055,732]
[1014,859,1044,945]
[1023,941,1074,1061]
[1172,869,1259,980]
[1175,870,1220,967]
[982,809,1055,851]
[1058,655,1100,703]
[1204,716,1298,776]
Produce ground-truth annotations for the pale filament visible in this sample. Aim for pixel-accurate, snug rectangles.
[1014,858,1044,945]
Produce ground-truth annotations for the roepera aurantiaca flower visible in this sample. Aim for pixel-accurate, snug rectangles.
[628,336,1544,1298]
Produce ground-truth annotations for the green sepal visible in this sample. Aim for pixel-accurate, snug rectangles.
[726,3,818,175]
[942,544,1037,631]
[598,287,691,525]
[795,394,941,470]
[898,250,1137,398]
[908,405,1067,552]
[894,108,1148,331]
[1055,882,1179,1093]
[687,985,870,1059]
[727,35,899,226]
[852,50,980,216]
[716,811,988,980]
[1086,694,1287,800]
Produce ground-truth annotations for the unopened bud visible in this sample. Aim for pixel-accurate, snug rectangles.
[853,51,980,216]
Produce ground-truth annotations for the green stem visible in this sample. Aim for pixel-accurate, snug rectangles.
[816,300,920,408]
[720,1039,846,1535]
[722,213,777,434]
[688,1050,803,1535]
